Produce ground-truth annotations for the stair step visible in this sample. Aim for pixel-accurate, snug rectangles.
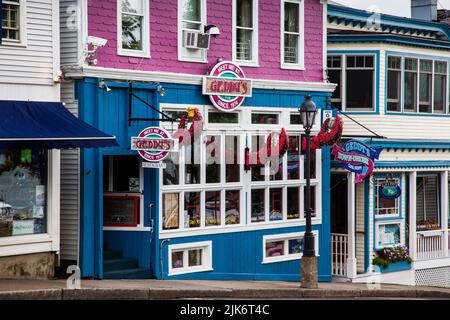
[103,258,138,272]
[103,268,151,279]
[103,250,122,260]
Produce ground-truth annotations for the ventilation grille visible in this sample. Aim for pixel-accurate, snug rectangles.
[415,266,450,288]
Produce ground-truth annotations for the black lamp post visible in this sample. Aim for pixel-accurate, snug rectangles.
[299,94,318,289]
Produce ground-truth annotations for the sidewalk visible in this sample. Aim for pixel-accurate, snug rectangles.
[0,279,450,299]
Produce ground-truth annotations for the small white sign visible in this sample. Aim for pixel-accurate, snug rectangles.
[142,162,167,169]
[323,109,333,123]
[12,220,34,236]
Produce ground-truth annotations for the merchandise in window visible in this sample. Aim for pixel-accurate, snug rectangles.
[287,187,300,219]
[225,190,240,225]
[0,149,47,238]
[287,136,300,180]
[264,234,308,262]
[225,136,240,183]
[206,135,221,184]
[185,135,201,184]
[251,189,265,222]
[205,191,221,226]
[266,240,284,257]
[169,243,211,275]
[236,0,255,61]
[184,192,201,228]
[172,251,184,268]
[163,193,179,230]
[251,135,265,182]
[269,188,283,221]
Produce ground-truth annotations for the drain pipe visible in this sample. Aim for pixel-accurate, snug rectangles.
[159,239,170,279]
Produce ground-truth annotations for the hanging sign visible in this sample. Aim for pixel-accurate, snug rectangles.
[379,181,401,200]
[131,127,178,162]
[332,139,382,184]
[203,61,252,112]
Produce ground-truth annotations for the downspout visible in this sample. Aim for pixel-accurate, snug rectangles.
[159,239,170,279]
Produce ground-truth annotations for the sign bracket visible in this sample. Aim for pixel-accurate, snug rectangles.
[128,82,176,126]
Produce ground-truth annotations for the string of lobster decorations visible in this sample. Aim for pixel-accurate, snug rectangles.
[171,107,344,168]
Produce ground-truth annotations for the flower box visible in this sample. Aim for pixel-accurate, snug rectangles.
[377,261,411,273]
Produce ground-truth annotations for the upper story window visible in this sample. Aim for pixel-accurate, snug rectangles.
[117,0,150,57]
[387,55,448,114]
[2,0,26,46]
[281,0,304,69]
[327,54,375,111]
[178,0,207,62]
[233,0,258,66]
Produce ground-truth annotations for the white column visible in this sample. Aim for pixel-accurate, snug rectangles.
[347,172,357,278]
[409,171,417,261]
[441,171,449,257]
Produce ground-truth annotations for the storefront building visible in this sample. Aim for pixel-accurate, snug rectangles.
[327,3,450,287]
[60,0,336,280]
[0,0,117,279]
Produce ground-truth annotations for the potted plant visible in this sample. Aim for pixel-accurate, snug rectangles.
[372,245,413,273]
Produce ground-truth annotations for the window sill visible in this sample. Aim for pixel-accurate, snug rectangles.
[178,56,208,64]
[117,49,150,59]
[262,253,321,264]
[168,267,213,276]
[103,226,152,232]
[1,40,27,48]
[281,63,305,71]
[234,60,260,68]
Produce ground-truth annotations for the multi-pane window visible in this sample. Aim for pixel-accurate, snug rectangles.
[282,0,303,67]
[387,55,449,114]
[375,178,400,216]
[118,0,149,56]
[404,58,418,112]
[327,56,342,110]
[235,0,257,63]
[169,241,212,275]
[326,54,375,111]
[2,0,20,41]
[434,61,447,113]
[179,0,205,61]
[263,232,318,263]
[387,56,402,112]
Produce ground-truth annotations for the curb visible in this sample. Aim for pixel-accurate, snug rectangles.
[0,287,449,300]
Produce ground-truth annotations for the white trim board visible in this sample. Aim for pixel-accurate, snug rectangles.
[63,66,337,92]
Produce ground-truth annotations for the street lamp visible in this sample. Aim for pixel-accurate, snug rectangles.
[299,94,318,289]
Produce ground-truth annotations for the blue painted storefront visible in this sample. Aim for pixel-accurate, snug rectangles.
[75,77,332,281]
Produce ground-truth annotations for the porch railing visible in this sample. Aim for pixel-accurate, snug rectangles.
[416,230,445,260]
[331,233,348,276]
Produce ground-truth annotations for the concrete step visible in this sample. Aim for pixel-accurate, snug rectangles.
[103,258,138,272]
[103,250,122,260]
[103,268,152,279]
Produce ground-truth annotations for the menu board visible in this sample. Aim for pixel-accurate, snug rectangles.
[103,195,139,227]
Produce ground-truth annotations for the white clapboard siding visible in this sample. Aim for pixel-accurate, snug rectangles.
[60,0,80,65]
[0,0,55,85]
[355,182,365,273]
[60,80,80,262]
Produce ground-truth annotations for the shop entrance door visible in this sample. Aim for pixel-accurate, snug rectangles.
[330,173,348,277]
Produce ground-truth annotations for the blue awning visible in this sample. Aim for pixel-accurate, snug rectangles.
[0,100,118,149]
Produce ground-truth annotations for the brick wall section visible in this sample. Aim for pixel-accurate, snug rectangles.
[88,0,324,82]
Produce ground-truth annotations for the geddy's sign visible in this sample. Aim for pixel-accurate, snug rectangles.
[332,139,382,184]
[131,127,178,162]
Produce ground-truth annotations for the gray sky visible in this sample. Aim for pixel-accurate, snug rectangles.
[332,0,450,17]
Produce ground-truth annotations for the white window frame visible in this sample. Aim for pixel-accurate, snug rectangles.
[102,155,147,231]
[386,55,402,113]
[327,55,342,108]
[168,241,213,275]
[232,0,259,67]
[1,0,27,47]
[158,104,323,239]
[117,0,150,58]
[177,0,207,63]
[280,0,305,70]
[374,178,401,218]
[0,150,59,257]
[416,174,441,230]
[262,231,319,264]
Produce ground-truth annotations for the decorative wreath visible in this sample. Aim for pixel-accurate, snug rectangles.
[172,107,203,147]
[302,114,343,152]
[246,128,290,168]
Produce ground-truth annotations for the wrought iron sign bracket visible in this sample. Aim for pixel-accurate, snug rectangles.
[128,82,176,126]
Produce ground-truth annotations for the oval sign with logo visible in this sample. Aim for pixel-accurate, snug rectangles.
[202,61,252,112]
[379,183,401,200]
[131,127,177,162]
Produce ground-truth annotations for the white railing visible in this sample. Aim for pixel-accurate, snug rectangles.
[416,230,445,260]
[331,233,348,276]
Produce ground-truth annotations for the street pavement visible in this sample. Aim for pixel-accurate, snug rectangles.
[0,279,449,299]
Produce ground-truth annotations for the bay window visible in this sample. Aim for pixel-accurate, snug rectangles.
[281,0,304,69]
[234,0,258,65]
[387,56,402,112]
[404,58,418,112]
[419,60,432,113]
[118,0,150,57]
[434,61,447,113]
[326,54,375,111]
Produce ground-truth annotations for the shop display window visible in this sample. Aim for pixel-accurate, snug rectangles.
[265,240,284,257]
[0,149,47,238]
[375,221,402,248]
[251,113,279,125]
[184,192,201,228]
[205,191,221,226]
[172,251,184,269]
[269,188,283,221]
[163,193,179,230]
[168,241,212,275]
[287,187,300,220]
[163,152,180,186]
[251,189,265,222]
[263,232,317,263]
[225,190,240,225]
[225,136,240,183]
[185,135,201,184]
[287,135,300,180]
[205,135,221,184]
[375,178,400,217]
[304,185,317,218]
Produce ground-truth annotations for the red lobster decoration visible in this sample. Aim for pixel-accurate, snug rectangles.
[246,128,290,168]
[301,114,343,152]
[172,107,203,147]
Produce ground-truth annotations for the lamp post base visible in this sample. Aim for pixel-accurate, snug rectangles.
[301,256,318,289]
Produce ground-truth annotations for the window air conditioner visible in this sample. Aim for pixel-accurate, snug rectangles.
[182,30,210,49]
